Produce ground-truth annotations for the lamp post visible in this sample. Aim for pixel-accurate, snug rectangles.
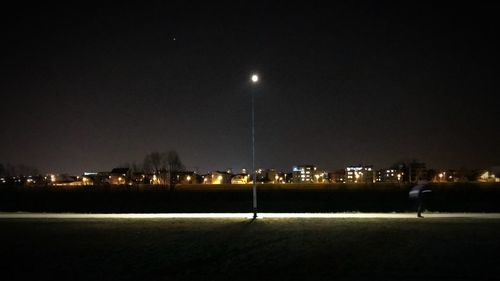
[251,74,258,218]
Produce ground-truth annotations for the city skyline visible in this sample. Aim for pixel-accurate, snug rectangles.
[1,2,499,175]
[0,156,495,178]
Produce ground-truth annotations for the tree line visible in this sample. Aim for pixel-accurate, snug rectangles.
[1,150,184,180]
[0,163,39,177]
[120,150,185,174]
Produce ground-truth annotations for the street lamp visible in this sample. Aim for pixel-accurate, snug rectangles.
[250,73,259,218]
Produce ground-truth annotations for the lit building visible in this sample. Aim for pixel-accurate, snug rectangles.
[173,171,199,185]
[376,169,403,183]
[130,172,148,184]
[203,171,232,184]
[408,162,427,183]
[81,172,112,186]
[292,165,317,183]
[282,172,293,183]
[272,171,290,184]
[432,170,463,183]
[49,174,81,186]
[24,175,49,186]
[477,171,498,183]
[345,165,374,183]
[254,168,278,183]
[231,174,249,184]
[328,169,346,183]
[81,173,97,185]
[313,170,329,183]
[107,168,130,185]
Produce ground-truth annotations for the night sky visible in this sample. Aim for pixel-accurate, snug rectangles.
[1,1,499,175]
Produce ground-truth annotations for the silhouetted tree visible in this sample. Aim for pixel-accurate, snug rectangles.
[455,167,472,182]
[167,150,185,172]
[0,163,39,177]
[119,162,143,174]
[131,162,142,174]
[143,152,164,175]
[391,158,426,183]
[166,150,184,191]
[427,169,437,182]
[142,151,184,186]
[17,164,39,176]
[5,164,15,177]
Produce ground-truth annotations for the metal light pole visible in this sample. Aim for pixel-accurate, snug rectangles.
[251,74,259,219]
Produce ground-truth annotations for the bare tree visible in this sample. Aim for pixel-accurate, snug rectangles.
[167,150,185,172]
[5,164,15,177]
[166,150,184,190]
[143,151,184,187]
[0,163,39,177]
[143,152,165,174]
[130,162,143,174]
[119,162,143,174]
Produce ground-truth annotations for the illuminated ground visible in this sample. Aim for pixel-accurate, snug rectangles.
[1,215,500,280]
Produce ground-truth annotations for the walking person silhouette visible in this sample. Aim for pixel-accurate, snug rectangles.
[409,183,432,218]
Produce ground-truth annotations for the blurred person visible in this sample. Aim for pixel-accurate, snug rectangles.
[409,182,432,218]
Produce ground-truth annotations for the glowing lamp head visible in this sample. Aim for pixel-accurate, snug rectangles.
[251,74,259,83]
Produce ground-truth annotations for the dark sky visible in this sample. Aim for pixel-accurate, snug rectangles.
[1,1,499,174]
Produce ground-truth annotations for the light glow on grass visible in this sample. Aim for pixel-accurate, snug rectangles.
[2,213,500,219]
[0,213,256,219]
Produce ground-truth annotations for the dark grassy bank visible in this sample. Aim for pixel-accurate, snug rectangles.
[1,183,499,213]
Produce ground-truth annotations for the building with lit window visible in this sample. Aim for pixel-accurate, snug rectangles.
[254,168,279,183]
[477,170,499,182]
[231,174,249,184]
[328,169,346,183]
[376,169,403,183]
[345,165,374,183]
[312,170,329,183]
[408,162,427,183]
[292,165,317,183]
[49,174,80,186]
[173,171,199,184]
[107,168,130,185]
[202,171,232,184]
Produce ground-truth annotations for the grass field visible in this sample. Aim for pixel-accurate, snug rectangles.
[2,183,500,213]
[2,217,500,281]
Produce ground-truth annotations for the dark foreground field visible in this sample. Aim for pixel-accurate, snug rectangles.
[1,217,500,281]
[1,183,500,213]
